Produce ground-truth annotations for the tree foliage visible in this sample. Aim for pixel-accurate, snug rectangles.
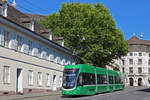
[42,2,129,67]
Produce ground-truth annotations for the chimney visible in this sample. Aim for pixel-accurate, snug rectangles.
[1,0,8,17]
[49,32,52,40]
[30,21,34,31]
[12,0,17,7]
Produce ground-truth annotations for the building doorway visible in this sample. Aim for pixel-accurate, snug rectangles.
[52,74,57,91]
[129,78,134,86]
[138,78,142,86]
[16,68,23,93]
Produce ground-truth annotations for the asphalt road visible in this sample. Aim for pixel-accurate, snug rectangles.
[47,86,150,100]
[8,86,150,100]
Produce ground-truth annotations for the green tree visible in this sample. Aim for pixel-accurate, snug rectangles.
[42,2,129,67]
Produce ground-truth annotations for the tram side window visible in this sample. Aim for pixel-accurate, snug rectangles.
[109,76,113,84]
[115,76,121,84]
[97,74,107,84]
[77,73,96,85]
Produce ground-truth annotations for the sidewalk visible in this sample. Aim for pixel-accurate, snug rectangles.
[0,91,61,100]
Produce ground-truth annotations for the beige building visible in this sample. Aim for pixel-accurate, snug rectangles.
[118,36,150,86]
[0,0,75,95]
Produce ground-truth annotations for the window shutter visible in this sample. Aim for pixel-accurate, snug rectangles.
[0,28,2,46]
[8,67,10,83]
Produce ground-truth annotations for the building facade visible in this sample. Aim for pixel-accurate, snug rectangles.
[0,0,75,95]
[119,36,150,86]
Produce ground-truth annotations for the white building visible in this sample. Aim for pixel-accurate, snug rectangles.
[119,36,150,86]
[0,0,75,95]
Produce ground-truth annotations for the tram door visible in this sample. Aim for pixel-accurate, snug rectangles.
[129,78,134,86]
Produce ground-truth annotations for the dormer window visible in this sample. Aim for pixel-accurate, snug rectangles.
[24,21,34,31]
[55,37,64,47]
[1,2,7,17]
[21,18,34,31]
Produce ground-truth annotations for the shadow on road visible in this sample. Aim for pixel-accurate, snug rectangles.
[61,91,112,98]
[137,88,150,92]
[61,95,90,98]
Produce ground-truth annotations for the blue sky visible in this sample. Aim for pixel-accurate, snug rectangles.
[10,0,150,40]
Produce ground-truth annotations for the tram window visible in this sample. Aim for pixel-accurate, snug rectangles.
[97,74,107,84]
[80,73,96,85]
[109,76,113,84]
[77,73,83,86]
[115,76,121,84]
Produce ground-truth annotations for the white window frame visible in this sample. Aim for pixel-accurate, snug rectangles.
[46,73,50,86]
[38,72,42,86]
[3,66,10,84]
[28,70,33,85]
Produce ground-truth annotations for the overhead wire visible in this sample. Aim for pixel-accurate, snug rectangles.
[8,0,50,15]
[8,1,37,14]
[23,0,50,14]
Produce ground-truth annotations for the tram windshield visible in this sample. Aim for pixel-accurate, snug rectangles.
[62,69,79,89]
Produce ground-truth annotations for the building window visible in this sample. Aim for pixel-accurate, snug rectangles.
[46,48,49,60]
[4,30,9,48]
[17,35,22,52]
[139,52,142,56]
[149,54,150,57]
[24,23,31,29]
[122,67,125,73]
[138,59,142,65]
[46,73,50,86]
[148,60,150,65]
[129,52,133,56]
[28,40,33,55]
[138,45,142,51]
[129,45,133,49]
[148,68,150,74]
[3,66,10,84]
[134,53,137,56]
[122,59,125,65]
[38,44,42,58]
[38,72,42,86]
[28,70,33,85]
[138,67,142,73]
[129,59,133,65]
[53,50,56,62]
[129,67,133,73]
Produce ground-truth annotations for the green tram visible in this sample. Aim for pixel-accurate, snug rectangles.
[62,64,124,95]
